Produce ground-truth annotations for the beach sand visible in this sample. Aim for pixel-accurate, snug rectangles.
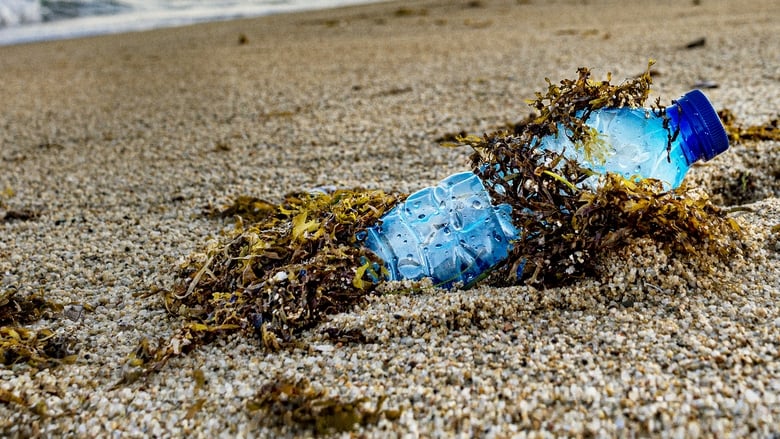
[1,0,779,436]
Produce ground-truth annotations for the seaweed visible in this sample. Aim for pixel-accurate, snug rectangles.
[0,289,60,326]
[393,7,428,17]
[0,289,77,368]
[123,189,402,381]
[0,187,41,223]
[718,109,780,143]
[169,189,401,345]
[0,326,77,368]
[684,37,706,49]
[456,62,740,286]
[246,375,398,434]
[462,131,740,286]
[320,326,369,344]
[523,63,654,144]
[0,388,26,407]
[1,208,40,223]
[206,195,277,224]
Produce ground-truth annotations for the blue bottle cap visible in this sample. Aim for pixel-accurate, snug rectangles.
[672,89,729,161]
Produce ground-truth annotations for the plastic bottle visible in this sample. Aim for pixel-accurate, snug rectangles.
[362,90,729,288]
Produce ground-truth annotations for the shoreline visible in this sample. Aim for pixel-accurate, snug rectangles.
[1,0,779,436]
[0,0,391,47]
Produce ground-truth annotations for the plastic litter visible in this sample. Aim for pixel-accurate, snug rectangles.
[362,90,729,288]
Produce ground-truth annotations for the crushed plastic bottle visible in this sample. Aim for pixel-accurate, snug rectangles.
[362,89,729,288]
[363,171,517,288]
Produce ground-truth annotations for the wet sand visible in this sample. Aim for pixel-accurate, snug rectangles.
[1,0,779,436]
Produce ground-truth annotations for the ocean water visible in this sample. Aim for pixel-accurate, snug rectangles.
[0,0,385,46]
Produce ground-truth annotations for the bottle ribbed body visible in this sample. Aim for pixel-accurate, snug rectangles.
[363,172,517,288]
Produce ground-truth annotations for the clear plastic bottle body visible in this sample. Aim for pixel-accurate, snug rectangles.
[541,107,690,190]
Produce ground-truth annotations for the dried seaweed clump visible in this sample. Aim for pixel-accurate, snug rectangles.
[0,327,77,368]
[718,109,780,143]
[0,289,59,326]
[0,289,75,368]
[123,190,401,380]
[247,375,397,434]
[166,189,402,350]
[459,64,741,285]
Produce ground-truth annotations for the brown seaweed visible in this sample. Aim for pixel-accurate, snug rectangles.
[246,375,398,434]
[718,109,780,143]
[122,189,402,383]
[0,289,76,368]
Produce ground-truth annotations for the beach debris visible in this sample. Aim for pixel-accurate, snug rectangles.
[718,109,780,143]
[206,195,277,223]
[0,388,26,407]
[117,189,401,384]
[0,289,79,368]
[321,326,369,344]
[127,63,743,384]
[393,7,428,17]
[246,375,398,434]
[0,387,48,418]
[0,208,40,223]
[62,305,85,322]
[168,189,401,347]
[372,86,413,97]
[692,79,719,89]
[1,326,77,368]
[455,64,740,285]
[0,288,60,326]
[684,37,706,49]
[0,188,41,223]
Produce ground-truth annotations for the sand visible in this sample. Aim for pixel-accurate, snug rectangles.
[1,0,779,436]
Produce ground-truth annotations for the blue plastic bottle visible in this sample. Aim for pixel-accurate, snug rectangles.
[362,90,729,288]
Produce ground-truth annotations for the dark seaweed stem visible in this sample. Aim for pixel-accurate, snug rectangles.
[651,100,677,163]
